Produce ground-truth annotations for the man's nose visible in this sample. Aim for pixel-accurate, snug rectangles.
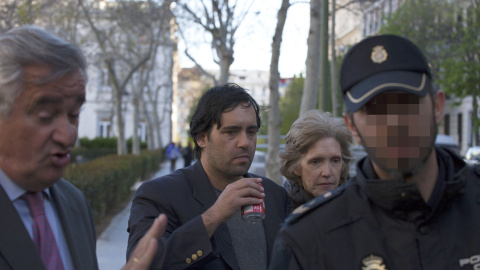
[52,116,77,147]
[237,131,250,148]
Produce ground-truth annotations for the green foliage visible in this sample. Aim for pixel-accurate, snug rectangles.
[379,0,480,143]
[70,147,116,163]
[78,137,117,149]
[379,0,452,80]
[279,74,304,135]
[78,137,148,152]
[258,108,269,135]
[126,137,148,151]
[64,149,164,223]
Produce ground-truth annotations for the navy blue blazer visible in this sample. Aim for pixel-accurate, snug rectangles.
[127,161,291,269]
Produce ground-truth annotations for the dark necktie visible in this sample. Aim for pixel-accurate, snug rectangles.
[22,192,65,270]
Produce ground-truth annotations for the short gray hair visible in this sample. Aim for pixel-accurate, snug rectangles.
[0,25,87,117]
[279,110,354,188]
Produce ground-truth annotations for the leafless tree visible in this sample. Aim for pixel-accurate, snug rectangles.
[78,0,170,155]
[299,0,322,115]
[300,0,378,115]
[330,0,338,116]
[266,0,291,184]
[175,0,256,85]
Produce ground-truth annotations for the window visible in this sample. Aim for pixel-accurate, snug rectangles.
[444,114,450,135]
[98,120,111,138]
[98,67,110,91]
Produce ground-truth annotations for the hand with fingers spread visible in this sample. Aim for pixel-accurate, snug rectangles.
[122,214,167,270]
[202,178,265,237]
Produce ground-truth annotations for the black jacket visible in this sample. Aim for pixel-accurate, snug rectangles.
[269,148,480,270]
[127,161,291,269]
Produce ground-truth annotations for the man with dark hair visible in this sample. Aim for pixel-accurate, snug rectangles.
[269,34,480,269]
[127,83,291,269]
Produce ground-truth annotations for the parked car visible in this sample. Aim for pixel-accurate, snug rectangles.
[250,150,267,177]
[435,134,460,156]
[465,146,480,166]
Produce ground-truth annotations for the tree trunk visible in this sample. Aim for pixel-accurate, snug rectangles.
[266,0,290,185]
[150,85,168,149]
[132,93,140,155]
[300,0,322,116]
[140,93,155,150]
[113,83,127,155]
[319,0,330,112]
[218,53,233,85]
[330,0,338,116]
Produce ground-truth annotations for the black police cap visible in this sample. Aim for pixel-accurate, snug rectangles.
[340,34,432,112]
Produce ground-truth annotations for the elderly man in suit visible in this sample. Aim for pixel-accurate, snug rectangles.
[0,26,164,270]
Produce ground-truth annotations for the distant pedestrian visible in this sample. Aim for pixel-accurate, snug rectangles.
[182,141,194,167]
[165,142,181,172]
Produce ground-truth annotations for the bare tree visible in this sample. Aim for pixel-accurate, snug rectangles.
[299,0,322,115]
[78,0,167,155]
[266,0,291,184]
[330,0,338,116]
[128,1,173,155]
[175,0,255,85]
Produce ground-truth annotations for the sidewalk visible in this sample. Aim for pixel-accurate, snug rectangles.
[96,158,185,270]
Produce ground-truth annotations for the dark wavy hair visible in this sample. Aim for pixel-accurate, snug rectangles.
[189,83,261,160]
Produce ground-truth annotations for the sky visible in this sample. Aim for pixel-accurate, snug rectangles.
[176,1,311,78]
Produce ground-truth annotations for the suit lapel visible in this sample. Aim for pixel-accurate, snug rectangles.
[190,162,240,270]
[0,185,46,270]
[262,182,284,264]
[49,182,82,269]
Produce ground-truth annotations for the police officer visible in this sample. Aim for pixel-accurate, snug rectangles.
[269,34,480,269]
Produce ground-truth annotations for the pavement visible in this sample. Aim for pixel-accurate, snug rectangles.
[96,158,185,270]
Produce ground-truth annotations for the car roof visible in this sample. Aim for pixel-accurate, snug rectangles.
[435,134,457,146]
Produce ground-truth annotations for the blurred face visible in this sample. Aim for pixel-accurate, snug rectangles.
[0,65,86,191]
[294,137,343,197]
[198,104,258,182]
[345,91,444,179]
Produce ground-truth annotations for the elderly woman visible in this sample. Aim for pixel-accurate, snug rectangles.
[279,110,354,210]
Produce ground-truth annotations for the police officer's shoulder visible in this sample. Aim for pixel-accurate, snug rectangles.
[471,164,480,182]
[285,183,349,225]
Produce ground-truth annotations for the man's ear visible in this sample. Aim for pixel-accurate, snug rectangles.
[196,132,207,148]
[343,113,362,145]
[433,91,446,125]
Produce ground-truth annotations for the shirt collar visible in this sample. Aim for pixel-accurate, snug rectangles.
[0,168,51,201]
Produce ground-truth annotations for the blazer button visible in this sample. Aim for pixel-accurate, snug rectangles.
[186,258,192,264]
[197,250,203,257]
[192,254,198,260]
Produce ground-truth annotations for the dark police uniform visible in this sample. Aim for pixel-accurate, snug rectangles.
[269,147,480,270]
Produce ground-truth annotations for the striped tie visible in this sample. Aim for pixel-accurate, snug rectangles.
[23,192,65,270]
